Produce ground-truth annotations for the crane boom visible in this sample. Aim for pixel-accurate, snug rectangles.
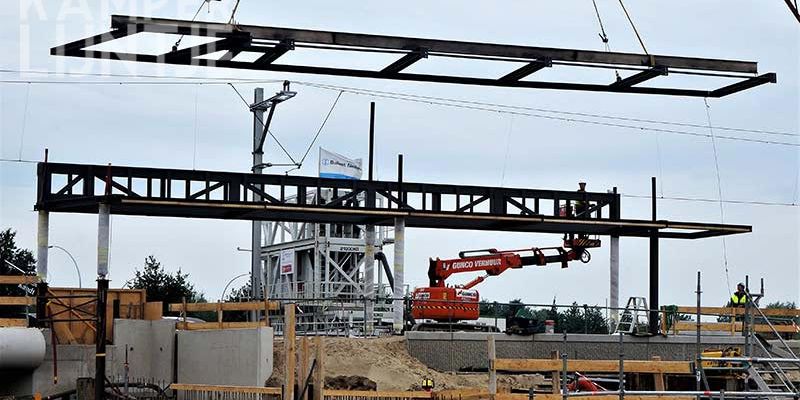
[411,240,600,323]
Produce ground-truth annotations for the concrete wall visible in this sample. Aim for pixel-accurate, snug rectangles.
[3,330,121,397]
[112,319,176,382]
[2,320,174,397]
[177,327,273,386]
[406,331,763,371]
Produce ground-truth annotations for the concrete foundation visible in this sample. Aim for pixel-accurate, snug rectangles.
[177,327,273,386]
[406,331,765,371]
[3,330,119,397]
[1,320,274,397]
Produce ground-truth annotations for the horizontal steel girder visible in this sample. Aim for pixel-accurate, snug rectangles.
[36,162,751,239]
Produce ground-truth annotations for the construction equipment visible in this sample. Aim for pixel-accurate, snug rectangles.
[410,238,600,324]
[615,297,651,335]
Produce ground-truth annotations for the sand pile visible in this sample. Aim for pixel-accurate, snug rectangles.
[268,336,544,391]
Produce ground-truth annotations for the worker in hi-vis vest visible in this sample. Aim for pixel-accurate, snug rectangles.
[729,283,748,307]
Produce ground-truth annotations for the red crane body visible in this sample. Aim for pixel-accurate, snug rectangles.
[411,240,599,322]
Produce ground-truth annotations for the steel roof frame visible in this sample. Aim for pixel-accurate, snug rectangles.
[50,15,776,98]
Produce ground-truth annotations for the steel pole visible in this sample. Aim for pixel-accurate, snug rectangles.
[648,177,659,335]
[251,88,265,322]
[95,278,108,400]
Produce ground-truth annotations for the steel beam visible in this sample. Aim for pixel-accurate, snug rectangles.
[46,14,778,98]
[253,40,294,66]
[381,48,427,74]
[105,15,757,73]
[498,59,551,82]
[35,162,752,240]
[163,35,250,63]
[709,73,777,98]
[609,66,668,88]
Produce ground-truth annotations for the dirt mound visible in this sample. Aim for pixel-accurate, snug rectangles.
[269,336,543,391]
[325,375,378,390]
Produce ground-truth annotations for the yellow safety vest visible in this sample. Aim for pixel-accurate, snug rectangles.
[731,293,747,305]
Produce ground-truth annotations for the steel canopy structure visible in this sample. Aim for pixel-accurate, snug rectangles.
[50,15,776,98]
[36,162,751,239]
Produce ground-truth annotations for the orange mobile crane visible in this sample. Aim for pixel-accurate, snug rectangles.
[410,237,600,324]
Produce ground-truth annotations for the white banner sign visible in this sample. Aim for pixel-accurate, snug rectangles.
[280,249,295,275]
[319,148,362,180]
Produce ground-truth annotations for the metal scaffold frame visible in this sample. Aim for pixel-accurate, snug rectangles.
[50,15,777,98]
[259,188,398,334]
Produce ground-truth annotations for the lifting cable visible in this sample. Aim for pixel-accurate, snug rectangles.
[228,0,242,24]
[617,0,649,54]
[173,0,213,51]
[590,0,621,81]
[704,98,733,296]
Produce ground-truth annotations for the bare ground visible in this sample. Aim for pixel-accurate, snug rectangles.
[268,336,544,391]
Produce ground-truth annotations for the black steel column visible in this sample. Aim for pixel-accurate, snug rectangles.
[95,278,109,400]
[35,281,49,327]
[368,102,375,181]
[397,154,404,206]
[649,177,660,334]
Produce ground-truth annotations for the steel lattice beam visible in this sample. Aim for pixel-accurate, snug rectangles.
[48,15,777,98]
[36,162,752,239]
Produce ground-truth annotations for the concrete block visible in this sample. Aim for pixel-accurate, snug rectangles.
[406,331,753,371]
[177,327,273,386]
[112,319,175,382]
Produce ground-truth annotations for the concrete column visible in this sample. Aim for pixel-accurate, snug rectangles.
[609,235,620,326]
[364,225,375,335]
[36,211,49,281]
[97,204,110,278]
[393,217,405,334]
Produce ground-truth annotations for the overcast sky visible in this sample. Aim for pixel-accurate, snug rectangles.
[1,1,798,309]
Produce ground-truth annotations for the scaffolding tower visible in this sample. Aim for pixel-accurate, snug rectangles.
[261,189,398,334]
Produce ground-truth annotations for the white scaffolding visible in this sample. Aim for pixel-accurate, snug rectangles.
[260,189,400,334]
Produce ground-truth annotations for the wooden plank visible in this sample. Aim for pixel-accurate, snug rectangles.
[314,336,324,400]
[652,356,665,391]
[549,351,560,395]
[0,296,35,305]
[433,389,486,400]
[494,358,692,374]
[169,301,280,312]
[0,275,40,285]
[0,318,28,327]
[171,384,281,395]
[487,336,496,400]
[144,302,163,320]
[674,321,798,333]
[323,390,431,399]
[675,306,800,317]
[285,304,296,400]
[300,336,310,400]
[176,321,266,330]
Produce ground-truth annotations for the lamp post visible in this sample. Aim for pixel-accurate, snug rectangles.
[48,245,82,288]
[221,272,251,301]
